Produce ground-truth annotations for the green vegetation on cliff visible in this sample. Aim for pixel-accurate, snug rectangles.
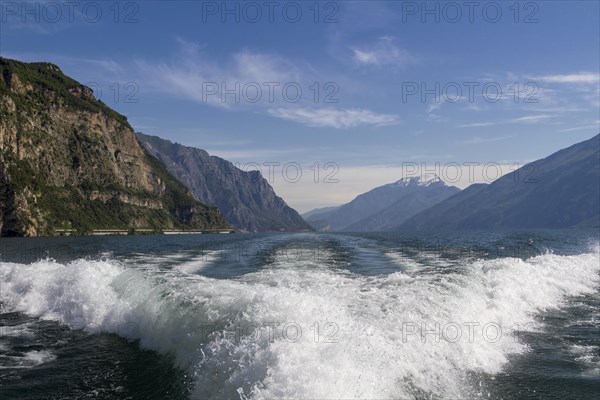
[0,58,127,124]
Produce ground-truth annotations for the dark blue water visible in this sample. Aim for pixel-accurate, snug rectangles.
[1,230,598,399]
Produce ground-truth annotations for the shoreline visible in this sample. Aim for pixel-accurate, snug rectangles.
[52,229,235,237]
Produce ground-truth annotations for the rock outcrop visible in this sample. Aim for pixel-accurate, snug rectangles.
[0,57,229,236]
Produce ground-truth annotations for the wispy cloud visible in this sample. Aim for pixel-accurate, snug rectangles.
[530,73,600,84]
[465,103,485,112]
[427,102,443,113]
[462,135,515,145]
[512,115,552,122]
[136,38,300,109]
[351,36,416,68]
[558,120,600,133]
[457,122,497,128]
[205,147,311,160]
[558,125,598,133]
[267,107,400,129]
[135,38,399,130]
[458,114,553,128]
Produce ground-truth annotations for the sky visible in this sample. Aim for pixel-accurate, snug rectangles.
[1,0,599,212]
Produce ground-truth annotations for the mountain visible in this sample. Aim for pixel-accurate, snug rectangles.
[345,181,462,231]
[136,133,312,232]
[301,206,340,220]
[304,177,460,231]
[0,57,229,236]
[400,134,600,230]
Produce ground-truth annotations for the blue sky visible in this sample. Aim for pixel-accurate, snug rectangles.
[2,0,599,211]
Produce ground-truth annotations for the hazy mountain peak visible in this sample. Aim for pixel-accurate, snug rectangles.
[305,174,459,231]
[394,175,443,187]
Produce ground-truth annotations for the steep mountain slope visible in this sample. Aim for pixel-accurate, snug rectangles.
[305,177,459,231]
[400,134,600,230]
[345,182,461,231]
[0,57,229,236]
[137,133,312,232]
[301,206,340,220]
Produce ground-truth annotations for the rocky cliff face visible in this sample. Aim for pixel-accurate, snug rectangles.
[137,133,313,232]
[0,57,229,236]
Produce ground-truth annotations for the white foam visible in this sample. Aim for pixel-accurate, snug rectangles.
[173,251,222,275]
[0,259,128,331]
[0,350,56,369]
[0,322,36,338]
[0,244,598,399]
[23,350,56,365]
[570,344,600,376]
[385,251,423,272]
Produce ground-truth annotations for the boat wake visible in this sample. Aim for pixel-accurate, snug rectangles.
[1,238,598,399]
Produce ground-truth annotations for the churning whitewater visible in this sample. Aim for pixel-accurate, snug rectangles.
[1,232,599,399]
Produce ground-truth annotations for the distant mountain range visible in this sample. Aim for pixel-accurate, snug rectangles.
[0,57,230,236]
[304,134,599,232]
[303,177,460,231]
[399,134,600,230]
[137,133,312,232]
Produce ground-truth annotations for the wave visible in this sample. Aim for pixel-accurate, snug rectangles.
[0,350,56,370]
[1,243,598,399]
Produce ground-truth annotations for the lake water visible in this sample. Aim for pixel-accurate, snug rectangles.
[1,230,598,399]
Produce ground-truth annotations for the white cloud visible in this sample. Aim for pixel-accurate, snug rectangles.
[457,122,497,128]
[465,103,484,112]
[458,115,553,128]
[427,102,443,113]
[202,147,310,160]
[512,114,552,122]
[353,50,378,65]
[462,135,515,145]
[531,73,600,84]
[558,120,600,132]
[267,107,400,129]
[136,39,300,109]
[135,39,400,129]
[351,36,415,67]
